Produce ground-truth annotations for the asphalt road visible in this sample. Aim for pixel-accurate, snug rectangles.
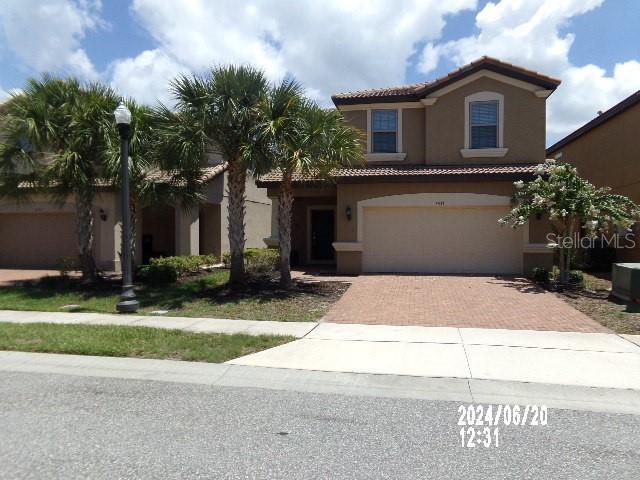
[0,371,638,480]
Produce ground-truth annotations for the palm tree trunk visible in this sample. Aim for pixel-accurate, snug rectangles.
[278,173,294,288]
[227,158,246,286]
[75,193,97,282]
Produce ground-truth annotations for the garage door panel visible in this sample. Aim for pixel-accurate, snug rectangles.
[0,213,77,267]
[362,206,522,274]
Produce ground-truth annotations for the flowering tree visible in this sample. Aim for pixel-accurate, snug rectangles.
[499,159,639,284]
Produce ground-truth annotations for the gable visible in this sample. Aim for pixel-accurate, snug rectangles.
[420,69,554,103]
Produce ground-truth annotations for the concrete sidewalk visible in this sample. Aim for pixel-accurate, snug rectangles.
[0,309,315,337]
[229,323,640,391]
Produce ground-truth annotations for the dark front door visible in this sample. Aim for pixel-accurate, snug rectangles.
[310,209,335,262]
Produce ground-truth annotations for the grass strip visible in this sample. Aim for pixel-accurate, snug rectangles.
[0,322,292,363]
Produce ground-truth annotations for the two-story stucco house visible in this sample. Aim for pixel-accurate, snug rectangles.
[258,57,561,275]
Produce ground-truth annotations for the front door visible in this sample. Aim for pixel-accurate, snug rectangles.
[310,209,335,263]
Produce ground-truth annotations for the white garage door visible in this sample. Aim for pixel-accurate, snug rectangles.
[0,213,77,268]
[362,206,522,274]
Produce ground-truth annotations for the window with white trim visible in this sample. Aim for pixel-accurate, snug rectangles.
[469,100,498,149]
[371,109,397,153]
[461,91,506,158]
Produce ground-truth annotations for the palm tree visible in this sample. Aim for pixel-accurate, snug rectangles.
[0,76,119,282]
[156,65,268,286]
[249,80,363,287]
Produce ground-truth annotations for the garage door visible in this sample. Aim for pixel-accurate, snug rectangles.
[362,206,522,274]
[0,213,77,267]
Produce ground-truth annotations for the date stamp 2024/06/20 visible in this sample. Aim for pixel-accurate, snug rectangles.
[458,404,548,448]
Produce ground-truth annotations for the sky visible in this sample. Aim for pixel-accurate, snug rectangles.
[1,0,639,145]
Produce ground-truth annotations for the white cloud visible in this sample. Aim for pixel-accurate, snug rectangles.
[418,0,640,143]
[109,49,189,105]
[0,0,102,79]
[109,0,477,105]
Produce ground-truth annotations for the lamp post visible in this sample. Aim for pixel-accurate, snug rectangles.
[114,101,139,313]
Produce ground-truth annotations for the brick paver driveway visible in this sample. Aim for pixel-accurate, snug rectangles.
[323,275,609,333]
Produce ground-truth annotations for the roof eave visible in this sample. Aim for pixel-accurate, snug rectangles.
[332,93,419,107]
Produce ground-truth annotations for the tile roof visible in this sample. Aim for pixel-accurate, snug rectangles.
[144,163,227,185]
[547,90,640,154]
[257,163,540,185]
[17,163,227,189]
[332,56,561,105]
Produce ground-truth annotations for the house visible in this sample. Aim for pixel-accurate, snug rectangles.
[546,90,640,262]
[0,161,271,270]
[258,57,561,275]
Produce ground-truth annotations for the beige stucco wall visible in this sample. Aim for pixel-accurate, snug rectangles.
[340,108,426,165]
[551,104,640,203]
[219,172,271,255]
[0,192,122,271]
[342,110,366,133]
[339,76,547,167]
[199,203,221,256]
[403,108,426,164]
[425,77,546,164]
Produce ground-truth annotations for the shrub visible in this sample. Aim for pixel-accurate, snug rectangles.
[568,269,584,285]
[150,254,218,278]
[548,266,584,287]
[222,248,279,275]
[55,256,78,277]
[531,267,550,283]
[137,264,178,286]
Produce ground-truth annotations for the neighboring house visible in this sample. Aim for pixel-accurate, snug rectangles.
[258,56,561,275]
[0,162,271,270]
[546,90,640,262]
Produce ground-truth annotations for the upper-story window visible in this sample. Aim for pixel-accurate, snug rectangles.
[461,91,507,158]
[469,101,498,149]
[371,109,397,153]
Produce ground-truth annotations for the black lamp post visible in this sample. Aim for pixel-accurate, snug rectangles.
[114,101,139,313]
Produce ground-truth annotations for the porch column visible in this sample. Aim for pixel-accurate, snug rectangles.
[175,205,200,256]
[263,196,279,247]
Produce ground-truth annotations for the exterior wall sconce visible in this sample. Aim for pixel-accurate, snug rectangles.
[99,208,108,221]
[345,205,352,221]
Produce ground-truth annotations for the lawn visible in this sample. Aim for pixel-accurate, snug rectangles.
[0,322,292,363]
[0,270,349,322]
[554,272,640,335]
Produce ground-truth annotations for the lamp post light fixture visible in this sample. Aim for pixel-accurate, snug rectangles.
[114,101,139,313]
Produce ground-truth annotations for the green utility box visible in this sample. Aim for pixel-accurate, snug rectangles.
[611,263,640,303]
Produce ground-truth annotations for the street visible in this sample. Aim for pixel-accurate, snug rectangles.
[1,371,638,479]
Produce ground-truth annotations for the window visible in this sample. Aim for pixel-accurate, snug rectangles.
[469,101,498,149]
[371,109,397,153]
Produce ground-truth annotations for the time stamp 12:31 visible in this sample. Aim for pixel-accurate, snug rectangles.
[458,404,548,448]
